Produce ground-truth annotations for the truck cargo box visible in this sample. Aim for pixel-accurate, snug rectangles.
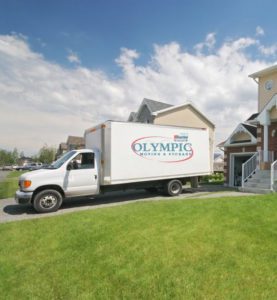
[85,121,211,185]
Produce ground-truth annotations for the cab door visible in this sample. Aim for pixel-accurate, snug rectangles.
[63,152,99,197]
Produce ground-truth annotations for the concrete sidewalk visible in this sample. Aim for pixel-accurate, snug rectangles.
[0,186,258,224]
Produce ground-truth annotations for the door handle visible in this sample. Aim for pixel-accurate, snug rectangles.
[94,175,97,180]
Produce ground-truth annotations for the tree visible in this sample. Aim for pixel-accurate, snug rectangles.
[38,145,56,164]
[11,148,19,164]
[0,149,13,166]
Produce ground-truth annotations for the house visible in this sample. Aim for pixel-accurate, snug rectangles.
[57,143,68,157]
[222,64,277,192]
[128,99,173,123]
[56,136,85,158]
[66,136,85,151]
[128,98,215,186]
[18,156,33,167]
[213,153,224,173]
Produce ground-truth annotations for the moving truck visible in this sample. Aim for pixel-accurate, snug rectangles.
[15,121,212,213]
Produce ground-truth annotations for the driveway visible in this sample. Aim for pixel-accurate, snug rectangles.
[0,186,257,224]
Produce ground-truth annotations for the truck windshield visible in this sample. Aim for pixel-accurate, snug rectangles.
[50,151,77,169]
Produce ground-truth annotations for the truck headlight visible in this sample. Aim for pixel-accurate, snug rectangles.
[23,180,32,188]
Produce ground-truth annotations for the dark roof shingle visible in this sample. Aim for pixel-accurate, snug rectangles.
[242,124,257,138]
[143,98,173,113]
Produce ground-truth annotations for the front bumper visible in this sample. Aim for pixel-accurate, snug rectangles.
[15,190,33,204]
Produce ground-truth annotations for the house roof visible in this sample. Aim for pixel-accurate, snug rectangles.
[152,102,215,127]
[66,136,85,145]
[217,141,226,148]
[132,98,173,122]
[249,64,277,78]
[246,113,259,122]
[127,112,137,121]
[241,123,257,138]
[214,153,223,160]
[143,98,173,113]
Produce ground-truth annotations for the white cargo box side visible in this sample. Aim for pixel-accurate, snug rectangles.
[86,121,211,185]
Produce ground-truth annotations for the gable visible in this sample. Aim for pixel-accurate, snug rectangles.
[135,105,153,123]
[224,123,257,147]
[153,104,214,130]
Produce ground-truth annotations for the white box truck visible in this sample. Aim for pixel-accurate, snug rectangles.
[15,121,212,213]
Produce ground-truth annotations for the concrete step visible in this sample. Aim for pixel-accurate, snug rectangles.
[239,187,273,194]
[244,182,271,189]
[246,178,271,184]
[248,173,271,180]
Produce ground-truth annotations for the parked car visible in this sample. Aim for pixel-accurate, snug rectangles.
[2,165,13,171]
[14,166,24,171]
[22,163,43,171]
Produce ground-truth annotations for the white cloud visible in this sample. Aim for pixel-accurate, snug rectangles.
[258,44,277,56]
[194,32,216,54]
[256,26,265,36]
[0,32,275,155]
[67,50,81,64]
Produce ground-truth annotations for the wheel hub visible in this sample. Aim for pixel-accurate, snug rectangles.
[40,195,57,209]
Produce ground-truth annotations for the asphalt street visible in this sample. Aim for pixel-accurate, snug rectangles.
[0,186,257,224]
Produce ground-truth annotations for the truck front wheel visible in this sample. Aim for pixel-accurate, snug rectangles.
[165,180,183,196]
[33,189,63,213]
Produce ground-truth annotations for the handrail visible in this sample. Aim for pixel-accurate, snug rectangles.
[242,152,258,188]
[270,160,277,191]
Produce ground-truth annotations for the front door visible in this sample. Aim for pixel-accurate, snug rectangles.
[231,154,253,186]
[64,152,99,197]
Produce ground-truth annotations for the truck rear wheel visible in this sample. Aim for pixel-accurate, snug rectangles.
[33,189,63,213]
[165,180,182,196]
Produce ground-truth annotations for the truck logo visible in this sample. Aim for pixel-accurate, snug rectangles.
[131,135,194,163]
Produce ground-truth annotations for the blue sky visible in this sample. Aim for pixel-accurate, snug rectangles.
[0,0,277,154]
[1,0,276,71]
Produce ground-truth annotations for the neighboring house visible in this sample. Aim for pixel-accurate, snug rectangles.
[56,136,85,158]
[221,64,277,192]
[66,136,85,151]
[128,99,173,123]
[213,153,224,173]
[57,143,68,157]
[18,156,33,167]
[128,98,215,178]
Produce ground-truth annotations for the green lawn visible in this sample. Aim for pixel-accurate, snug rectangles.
[0,171,25,199]
[0,195,276,299]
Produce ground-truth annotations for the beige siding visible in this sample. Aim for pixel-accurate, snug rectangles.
[153,106,215,171]
[258,72,277,112]
[270,107,277,120]
[231,132,251,142]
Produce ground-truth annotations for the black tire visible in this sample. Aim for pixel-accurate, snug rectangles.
[33,189,63,213]
[165,180,183,196]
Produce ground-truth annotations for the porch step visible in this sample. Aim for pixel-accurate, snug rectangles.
[243,182,271,189]
[239,186,273,194]
[241,170,273,194]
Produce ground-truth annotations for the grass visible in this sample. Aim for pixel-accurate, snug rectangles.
[0,195,276,299]
[0,171,25,199]
[0,171,26,199]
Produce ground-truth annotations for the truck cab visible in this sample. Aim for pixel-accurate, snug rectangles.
[15,149,100,213]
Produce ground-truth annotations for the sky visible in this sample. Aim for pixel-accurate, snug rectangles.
[0,0,277,155]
